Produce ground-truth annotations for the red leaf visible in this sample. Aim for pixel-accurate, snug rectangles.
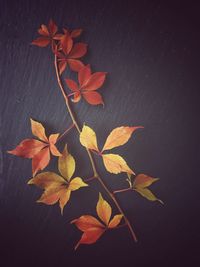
[58,61,67,75]
[67,59,84,72]
[31,37,50,47]
[75,228,105,250]
[65,79,79,91]
[61,34,73,55]
[7,139,47,158]
[78,65,91,87]
[38,25,49,36]
[68,43,87,59]
[71,29,83,38]
[82,91,104,105]
[48,19,58,35]
[83,72,107,91]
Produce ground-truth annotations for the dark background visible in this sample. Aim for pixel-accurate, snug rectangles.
[0,0,199,266]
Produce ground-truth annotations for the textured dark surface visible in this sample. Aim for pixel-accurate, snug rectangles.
[0,0,199,266]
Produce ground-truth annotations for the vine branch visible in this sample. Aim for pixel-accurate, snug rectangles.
[54,54,137,242]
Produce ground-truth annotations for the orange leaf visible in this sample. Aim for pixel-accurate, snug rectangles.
[71,194,124,249]
[49,134,61,156]
[30,118,48,142]
[96,193,111,225]
[71,215,104,232]
[32,147,50,176]
[102,154,134,174]
[133,174,159,188]
[108,214,123,228]
[7,139,47,158]
[102,126,143,151]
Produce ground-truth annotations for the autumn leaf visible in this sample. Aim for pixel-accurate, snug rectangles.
[71,193,123,249]
[28,145,88,214]
[102,154,134,175]
[55,32,87,74]
[79,125,99,151]
[65,65,106,105]
[133,174,163,204]
[79,125,142,174]
[8,118,61,176]
[32,19,60,50]
[102,126,143,151]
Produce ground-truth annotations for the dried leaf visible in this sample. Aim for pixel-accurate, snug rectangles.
[133,174,159,188]
[80,125,99,151]
[108,214,123,229]
[58,145,75,181]
[102,154,134,174]
[71,215,104,231]
[28,149,88,213]
[96,193,111,225]
[8,119,61,176]
[133,174,163,204]
[74,228,105,250]
[82,91,104,105]
[7,139,47,158]
[32,147,50,176]
[68,177,88,191]
[102,126,143,151]
[66,65,106,106]
[32,19,59,50]
[134,188,163,204]
[71,193,123,249]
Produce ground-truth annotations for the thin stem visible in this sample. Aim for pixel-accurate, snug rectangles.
[114,223,127,230]
[57,123,75,142]
[54,54,137,242]
[84,176,97,182]
[113,187,132,194]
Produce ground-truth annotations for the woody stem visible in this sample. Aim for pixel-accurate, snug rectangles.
[54,54,137,242]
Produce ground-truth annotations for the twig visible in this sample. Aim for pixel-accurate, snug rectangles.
[54,54,137,242]
[57,123,75,142]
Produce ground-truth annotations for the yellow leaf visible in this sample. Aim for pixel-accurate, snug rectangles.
[102,154,134,174]
[96,193,111,225]
[30,118,48,142]
[102,126,143,151]
[59,190,71,215]
[134,174,159,188]
[108,214,123,228]
[58,145,75,181]
[68,177,88,191]
[135,188,163,204]
[28,171,66,188]
[80,125,99,151]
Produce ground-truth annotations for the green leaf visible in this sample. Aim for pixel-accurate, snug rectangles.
[134,188,163,204]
